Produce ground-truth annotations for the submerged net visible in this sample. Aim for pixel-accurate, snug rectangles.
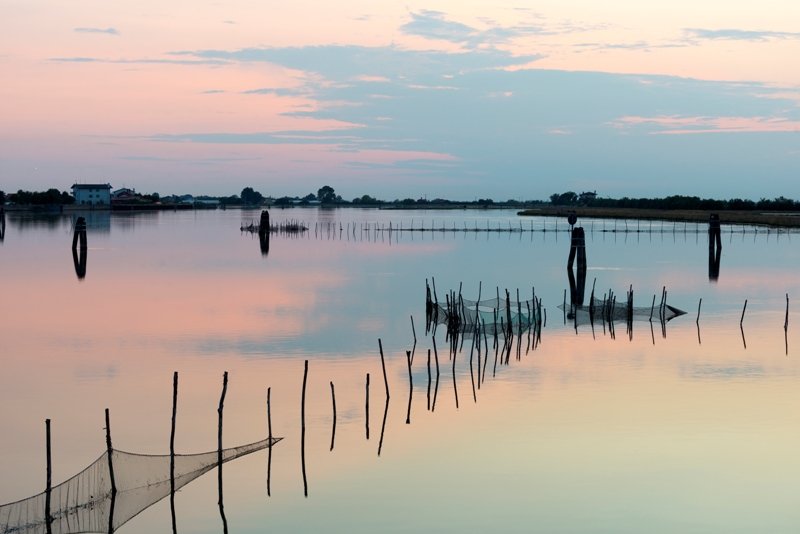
[557,297,685,326]
[0,437,281,534]
[429,298,542,337]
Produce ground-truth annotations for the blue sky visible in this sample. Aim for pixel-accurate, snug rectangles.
[1,1,799,199]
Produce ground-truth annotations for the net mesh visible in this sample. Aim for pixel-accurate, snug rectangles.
[430,299,542,337]
[557,298,685,326]
[0,437,281,534]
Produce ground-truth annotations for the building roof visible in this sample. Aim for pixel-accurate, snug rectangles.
[72,183,111,189]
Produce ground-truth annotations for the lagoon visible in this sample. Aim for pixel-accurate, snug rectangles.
[1,208,799,533]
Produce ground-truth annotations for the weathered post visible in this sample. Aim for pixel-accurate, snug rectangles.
[301,361,308,497]
[365,373,370,440]
[378,339,390,399]
[267,387,272,497]
[217,372,229,532]
[329,381,336,451]
[45,419,52,534]
[170,372,178,534]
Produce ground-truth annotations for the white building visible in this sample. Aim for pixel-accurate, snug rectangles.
[72,184,112,205]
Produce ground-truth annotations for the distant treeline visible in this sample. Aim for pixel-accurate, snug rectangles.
[589,196,799,211]
[4,189,75,205]
[551,192,800,212]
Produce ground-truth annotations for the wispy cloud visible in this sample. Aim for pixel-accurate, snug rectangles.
[74,27,119,36]
[684,28,800,43]
[612,115,800,134]
[50,57,229,65]
[399,10,552,47]
[200,89,226,94]
[222,20,236,25]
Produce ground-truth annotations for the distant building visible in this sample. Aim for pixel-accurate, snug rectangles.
[72,184,112,205]
[579,191,597,204]
[112,188,136,203]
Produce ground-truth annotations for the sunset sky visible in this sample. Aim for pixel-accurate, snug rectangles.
[2,0,799,199]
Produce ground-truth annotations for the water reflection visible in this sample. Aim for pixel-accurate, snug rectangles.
[71,247,87,280]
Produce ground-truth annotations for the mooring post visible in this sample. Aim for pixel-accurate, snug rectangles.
[45,419,52,534]
[378,339,390,399]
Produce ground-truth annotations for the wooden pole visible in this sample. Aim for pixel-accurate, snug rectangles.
[365,373,370,440]
[740,300,748,326]
[427,349,431,411]
[267,387,272,497]
[105,408,116,494]
[378,339,390,399]
[301,361,308,497]
[410,315,417,343]
[405,350,413,424]
[45,419,52,534]
[696,299,702,324]
[329,381,336,451]
[170,372,178,534]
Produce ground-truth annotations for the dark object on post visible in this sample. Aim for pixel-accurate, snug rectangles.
[567,211,577,227]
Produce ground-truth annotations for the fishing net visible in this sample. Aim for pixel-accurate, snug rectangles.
[430,299,542,337]
[557,297,685,326]
[0,437,281,534]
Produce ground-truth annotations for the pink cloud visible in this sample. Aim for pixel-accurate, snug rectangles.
[613,115,800,134]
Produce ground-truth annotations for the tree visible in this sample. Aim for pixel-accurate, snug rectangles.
[241,187,264,205]
[550,192,578,206]
[317,185,336,204]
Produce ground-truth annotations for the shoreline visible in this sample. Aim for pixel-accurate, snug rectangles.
[518,207,800,228]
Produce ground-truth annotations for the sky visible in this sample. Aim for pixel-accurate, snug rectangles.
[1,0,799,200]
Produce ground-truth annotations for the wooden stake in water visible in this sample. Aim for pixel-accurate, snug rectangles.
[330,381,336,451]
[696,299,702,324]
[170,372,178,534]
[365,373,370,440]
[45,419,52,534]
[267,387,272,497]
[301,361,308,497]
[740,300,748,326]
[378,339,390,399]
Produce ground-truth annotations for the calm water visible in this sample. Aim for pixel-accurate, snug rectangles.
[1,208,799,533]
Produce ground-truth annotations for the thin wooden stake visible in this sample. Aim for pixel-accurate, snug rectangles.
[365,374,370,440]
[170,372,178,534]
[45,419,52,534]
[696,299,702,324]
[301,361,308,497]
[329,382,336,451]
[378,339,390,399]
[741,299,748,326]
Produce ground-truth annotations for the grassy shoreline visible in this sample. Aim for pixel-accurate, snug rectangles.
[518,207,800,228]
